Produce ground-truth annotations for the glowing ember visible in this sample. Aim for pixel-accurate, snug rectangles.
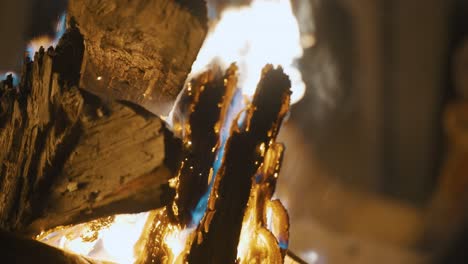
[191,0,306,104]
[27,13,66,57]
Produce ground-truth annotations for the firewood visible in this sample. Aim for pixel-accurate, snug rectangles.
[171,64,238,224]
[0,23,173,235]
[135,64,239,264]
[136,65,292,264]
[186,65,292,264]
[68,0,207,115]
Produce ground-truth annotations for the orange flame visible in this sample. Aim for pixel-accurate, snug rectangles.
[191,0,306,104]
[36,1,306,263]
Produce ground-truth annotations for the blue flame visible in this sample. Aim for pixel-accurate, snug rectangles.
[26,13,67,58]
[1,72,19,87]
[55,13,67,42]
[255,173,264,184]
[190,89,245,226]
[26,47,35,60]
[279,241,288,250]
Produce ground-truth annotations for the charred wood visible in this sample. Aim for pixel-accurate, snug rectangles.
[137,65,292,264]
[136,65,238,263]
[172,64,238,224]
[187,65,291,263]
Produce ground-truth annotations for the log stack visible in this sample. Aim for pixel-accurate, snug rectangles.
[0,0,207,262]
[0,0,302,263]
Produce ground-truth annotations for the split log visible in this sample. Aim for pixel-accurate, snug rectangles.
[135,65,239,264]
[171,64,238,224]
[187,65,292,263]
[0,24,173,235]
[137,65,292,264]
[68,0,208,115]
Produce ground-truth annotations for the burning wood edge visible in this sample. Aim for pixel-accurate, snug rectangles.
[32,64,299,264]
[131,64,293,264]
[0,22,174,234]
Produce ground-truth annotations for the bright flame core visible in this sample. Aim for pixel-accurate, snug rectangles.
[191,0,306,104]
[37,213,149,264]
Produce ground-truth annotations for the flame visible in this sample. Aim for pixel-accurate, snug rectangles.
[0,72,19,87]
[27,13,66,57]
[37,1,304,263]
[191,0,306,104]
[37,213,149,264]
[237,144,289,264]
[163,226,193,259]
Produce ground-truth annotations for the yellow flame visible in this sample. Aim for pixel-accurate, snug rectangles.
[38,213,149,264]
[191,0,306,104]
[28,36,55,53]
[27,13,66,56]
[163,226,193,261]
[37,1,303,263]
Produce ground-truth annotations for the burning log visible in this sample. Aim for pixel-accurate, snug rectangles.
[68,0,208,115]
[136,64,292,264]
[135,64,239,263]
[187,65,291,264]
[171,64,238,224]
[0,22,174,235]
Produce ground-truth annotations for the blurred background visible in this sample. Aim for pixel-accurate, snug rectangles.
[1,0,468,263]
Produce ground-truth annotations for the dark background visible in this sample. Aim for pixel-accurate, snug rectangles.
[0,0,68,72]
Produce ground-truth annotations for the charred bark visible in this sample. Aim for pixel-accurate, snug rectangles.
[137,65,292,264]
[187,65,291,263]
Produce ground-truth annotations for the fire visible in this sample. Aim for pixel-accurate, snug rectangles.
[27,13,66,57]
[191,0,306,104]
[1,14,65,88]
[37,213,149,264]
[36,1,306,263]
[0,72,19,87]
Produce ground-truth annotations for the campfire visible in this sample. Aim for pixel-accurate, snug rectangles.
[0,0,308,263]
